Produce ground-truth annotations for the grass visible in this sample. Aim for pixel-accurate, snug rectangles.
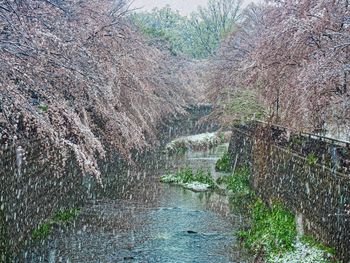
[306,152,318,165]
[215,152,231,172]
[31,222,51,240]
[238,199,297,256]
[217,166,338,262]
[52,208,80,222]
[217,166,256,213]
[160,167,215,188]
[218,167,250,193]
[300,235,335,255]
[218,167,297,256]
[31,207,80,241]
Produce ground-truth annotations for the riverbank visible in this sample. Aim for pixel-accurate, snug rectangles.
[214,152,340,263]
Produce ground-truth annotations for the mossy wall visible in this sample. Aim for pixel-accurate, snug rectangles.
[228,122,350,262]
[0,207,8,262]
[0,140,86,257]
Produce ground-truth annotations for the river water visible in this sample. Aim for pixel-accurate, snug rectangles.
[18,142,251,263]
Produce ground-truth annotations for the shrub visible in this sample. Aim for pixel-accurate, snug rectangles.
[238,199,297,255]
[161,167,215,187]
[215,152,231,172]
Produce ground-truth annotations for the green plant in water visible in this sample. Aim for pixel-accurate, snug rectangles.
[160,167,215,187]
[193,169,215,187]
[176,167,194,183]
[238,199,297,255]
[306,152,318,165]
[215,152,231,172]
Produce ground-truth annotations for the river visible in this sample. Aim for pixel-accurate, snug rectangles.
[17,139,251,263]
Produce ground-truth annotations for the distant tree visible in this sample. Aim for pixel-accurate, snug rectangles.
[208,0,350,136]
[189,0,242,57]
[130,6,187,55]
[130,0,242,58]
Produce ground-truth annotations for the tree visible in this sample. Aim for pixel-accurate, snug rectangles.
[189,0,242,57]
[207,0,349,138]
[130,0,242,58]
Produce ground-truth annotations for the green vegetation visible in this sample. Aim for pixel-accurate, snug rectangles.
[238,199,297,255]
[218,167,297,255]
[306,152,318,165]
[300,235,335,255]
[217,166,255,211]
[52,208,80,222]
[215,152,231,172]
[130,0,241,58]
[218,132,226,143]
[38,103,48,112]
[227,90,265,122]
[31,207,80,241]
[31,222,51,240]
[0,208,8,262]
[220,167,251,194]
[160,167,215,187]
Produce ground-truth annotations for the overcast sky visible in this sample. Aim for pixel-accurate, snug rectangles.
[130,0,260,16]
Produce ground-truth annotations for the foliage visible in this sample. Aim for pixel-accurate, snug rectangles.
[31,207,80,241]
[31,223,51,240]
[306,153,318,166]
[223,167,250,194]
[300,235,335,255]
[52,208,80,222]
[227,90,265,122]
[161,167,215,187]
[217,166,255,212]
[130,0,242,58]
[130,6,186,55]
[215,152,231,172]
[238,199,297,256]
[194,169,215,186]
[189,0,242,58]
[37,103,49,113]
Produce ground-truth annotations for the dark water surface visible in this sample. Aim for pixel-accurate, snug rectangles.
[18,143,251,263]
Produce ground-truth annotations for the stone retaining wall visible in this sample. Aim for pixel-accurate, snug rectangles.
[228,122,350,262]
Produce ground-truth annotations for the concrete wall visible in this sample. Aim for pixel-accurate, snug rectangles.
[228,123,350,262]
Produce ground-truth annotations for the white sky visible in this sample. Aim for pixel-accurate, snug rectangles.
[130,0,260,16]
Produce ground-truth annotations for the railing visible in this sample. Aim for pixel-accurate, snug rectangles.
[235,120,350,175]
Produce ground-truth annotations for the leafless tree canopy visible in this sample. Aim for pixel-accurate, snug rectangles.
[208,0,350,135]
[0,0,197,178]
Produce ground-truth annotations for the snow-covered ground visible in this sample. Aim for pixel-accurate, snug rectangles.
[165,131,231,153]
[267,240,330,263]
